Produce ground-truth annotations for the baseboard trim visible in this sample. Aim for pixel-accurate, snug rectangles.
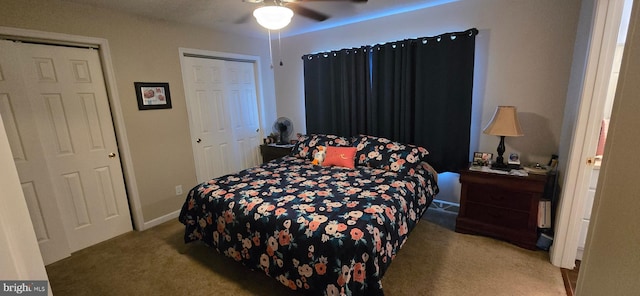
[429,199,460,213]
[142,209,181,230]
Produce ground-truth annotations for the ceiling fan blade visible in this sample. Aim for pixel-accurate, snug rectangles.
[235,12,253,24]
[288,4,329,22]
[285,0,367,2]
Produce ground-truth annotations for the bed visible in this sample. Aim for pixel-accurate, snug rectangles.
[179,134,439,295]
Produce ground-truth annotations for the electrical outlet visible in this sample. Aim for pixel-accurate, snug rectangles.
[175,185,183,196]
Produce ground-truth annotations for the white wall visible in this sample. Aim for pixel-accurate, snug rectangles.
[558,0,597,188]
[273,0,581,203]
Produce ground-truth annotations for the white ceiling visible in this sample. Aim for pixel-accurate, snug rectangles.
[60,0,456,38]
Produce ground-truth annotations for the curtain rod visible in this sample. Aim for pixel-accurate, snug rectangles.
[302,28,478,60]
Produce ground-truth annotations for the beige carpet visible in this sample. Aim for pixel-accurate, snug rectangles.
[46,216,565,296]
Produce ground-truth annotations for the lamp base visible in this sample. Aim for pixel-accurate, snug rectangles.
[492,136,522,171]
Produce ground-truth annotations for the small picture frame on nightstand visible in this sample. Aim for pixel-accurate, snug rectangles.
[472,152,493,166]
[508,152,521,165]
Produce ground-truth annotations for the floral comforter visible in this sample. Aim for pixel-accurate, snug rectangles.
[178,156,438,295]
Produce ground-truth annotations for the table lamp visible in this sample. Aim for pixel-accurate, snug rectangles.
[483,106,524,170]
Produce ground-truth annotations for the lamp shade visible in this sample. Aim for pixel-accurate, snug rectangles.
[482,106,524,137]
[253,6,294,30]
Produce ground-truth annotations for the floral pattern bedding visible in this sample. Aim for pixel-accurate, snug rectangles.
[178,156,439,295]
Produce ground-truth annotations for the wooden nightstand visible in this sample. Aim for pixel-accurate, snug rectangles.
[455,169,548,250]
[260,144,293,163]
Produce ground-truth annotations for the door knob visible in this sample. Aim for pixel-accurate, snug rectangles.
[196,138,202,143]
[108,152,116,158]
[256,128,259,132]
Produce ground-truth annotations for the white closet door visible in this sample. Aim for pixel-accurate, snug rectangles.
[225,60,261,170]
[0,41,132,263]
[182,56,261,183]
[0,40,71,264]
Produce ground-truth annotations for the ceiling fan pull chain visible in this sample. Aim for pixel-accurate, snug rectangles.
[278,30,283,66]
[268,29,274,69]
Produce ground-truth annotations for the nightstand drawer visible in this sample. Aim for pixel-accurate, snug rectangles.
[465,202,530,230]
[465,183,532,211]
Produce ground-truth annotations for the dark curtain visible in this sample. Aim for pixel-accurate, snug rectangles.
[302,47,371,137]
[302,28,478,172]
[375,29,477,172]
[369,42,416,143]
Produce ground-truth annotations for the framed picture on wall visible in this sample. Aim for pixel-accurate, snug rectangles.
[134,82,172,110]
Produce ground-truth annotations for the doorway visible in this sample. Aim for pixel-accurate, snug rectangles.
[576,38,627,260]
[0,37,133,264]
[551,0,633,271]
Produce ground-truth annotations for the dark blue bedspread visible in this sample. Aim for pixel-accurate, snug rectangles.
[179,156,438,295]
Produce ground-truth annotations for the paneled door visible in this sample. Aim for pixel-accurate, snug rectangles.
[182,56,261,183]
[0,40,71,264]
[0,40,132,264]
[225,61,262,170]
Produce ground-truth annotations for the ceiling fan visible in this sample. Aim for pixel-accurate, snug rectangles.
[238,0,368,25]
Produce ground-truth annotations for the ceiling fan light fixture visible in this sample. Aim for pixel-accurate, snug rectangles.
[253,6,294,30]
